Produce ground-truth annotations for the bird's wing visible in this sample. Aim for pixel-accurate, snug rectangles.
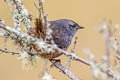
[49,21,65,39]
[52,28,64,39]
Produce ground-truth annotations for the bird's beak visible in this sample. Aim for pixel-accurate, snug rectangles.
[78,26,84,29]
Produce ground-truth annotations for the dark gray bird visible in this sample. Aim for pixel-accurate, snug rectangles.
[49,19,84,50]
[30,19,84,59]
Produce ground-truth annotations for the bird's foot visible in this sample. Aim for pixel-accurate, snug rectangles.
[49,59,61,68]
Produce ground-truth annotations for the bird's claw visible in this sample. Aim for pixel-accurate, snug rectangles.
[50,59,61,68]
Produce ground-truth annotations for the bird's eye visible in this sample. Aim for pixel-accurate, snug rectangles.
[70,24,76,28]
[69,24,77,31]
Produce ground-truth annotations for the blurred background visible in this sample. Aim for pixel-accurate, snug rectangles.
[0,0,120,80]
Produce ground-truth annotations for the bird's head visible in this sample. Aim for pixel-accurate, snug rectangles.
[64,19,84,36]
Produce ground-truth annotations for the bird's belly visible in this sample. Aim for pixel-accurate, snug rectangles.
[53,37,71,49]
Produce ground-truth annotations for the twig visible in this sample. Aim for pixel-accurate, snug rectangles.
[98,22,119,79]
[66,36,78,69]
[39,0,47,22]
[12,0,32,31]
[50,59,82,80]
[0,45,117,80]
[58,48,90,66]
[105,23,111,68]
[5,1,21,31]
[0,48,19,55]
[0,47,82,80]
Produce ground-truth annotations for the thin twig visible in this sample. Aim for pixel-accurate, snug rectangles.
[58,48,90,66]
[66,36,78,69]
[0,48,19,55]
[105,23,112,68]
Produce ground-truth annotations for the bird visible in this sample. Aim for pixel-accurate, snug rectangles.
[29,19,84,59]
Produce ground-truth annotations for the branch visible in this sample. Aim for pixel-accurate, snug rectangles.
[0,19,85,80]
[0,47,82,80]
[50,59,82,80]
[0,48,19,55]
[1,1,119,80]
[1,18,117,80]
[0,18,90,66]
[58,48,90,66]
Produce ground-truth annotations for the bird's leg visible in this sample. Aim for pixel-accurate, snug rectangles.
[49,58,61,68]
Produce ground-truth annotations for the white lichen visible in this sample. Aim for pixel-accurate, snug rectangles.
[18,51,41,69]
[41,72,55,80]
[12,0,32,31]
[34,39,57,54]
